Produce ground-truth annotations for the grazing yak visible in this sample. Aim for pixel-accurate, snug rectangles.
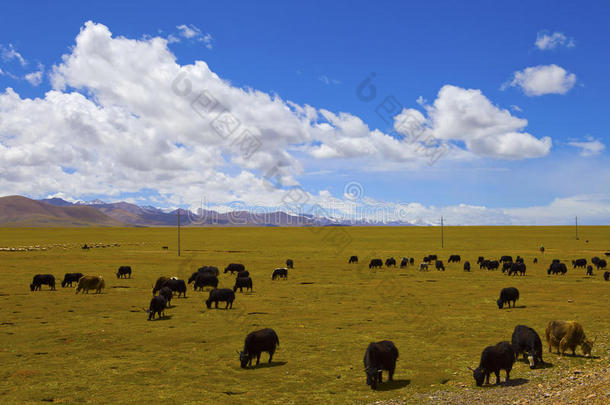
[224,263,245,274]
[286,259,294,269]
[237,270,250,278]
[199,266,219,276]
[586,265,593,276]
[152,276,171,295]
[61,273,83,288]
[435,260,445,271]
[349,255,358,264]
[369,259,383,269]
[193,274,219,291]
[147,295,167,320]
[463,261,471,272]
[511,325,544,369]
[533,258,538,264]
[545,321,594,357]
[470,341,515,386]
[418,262,429,271]
[501,262,512,273]
[604,271,610,281]
[30,274,56,291]
[427,254,438,262]
[363,340,399,390]
[508,262,526,276]
[572,258,587,269]
[75,275,105,294]
[409,257,414,265]
[162,278,187,298]
[515,256,524,264]
[234,277,253,293]
[400,257,408,268]
[448,255,461,263]
[547,261,567,275]
[239,328,280,368]
[477,256,485,265]
[500,255,513,263]
[497,287,519,309]
[116,266,132,279]
[272,268,288,280]
[594,259,607,270]
[205,288,235,309]
[158,286,173,307]
[483,260,499,271]
[591,256,601,267]
[385,257,396,267]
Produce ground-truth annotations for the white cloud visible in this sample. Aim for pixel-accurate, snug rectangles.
[535,31,575,50]
[510,104,522,112]
[568,137,605,156]
[24,64,44,86]
[394,85,551,159]
[176,24,213,49]
[1,44,27,66]
[0,67,3,75]
[0,21,552,214]
[319,75,340,85]
[505,64,576,96]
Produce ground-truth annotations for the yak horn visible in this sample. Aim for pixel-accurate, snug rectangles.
[467,366,475,372]
[236,350,240,355]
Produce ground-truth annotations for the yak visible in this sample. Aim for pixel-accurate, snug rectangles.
[239,328,280,368]
[349,255,358,264]
[198,266,219,276]
[604,271,610,281]
[30,274,56,291]
[152,276,171,295]
[545,321,594,357]
[224,263,245,274]
[463,261,471,272]
[369,259,383,269]
[234,276,253,293]
[237,270,250,278]
[116,266,132,279]
[158,286,173,307]
[385,257,396,267]
[272,268,288,280]
[497,287,519,309]
[61,273,83,288]
[447,254,460,263]
[435,260,445,271]
[286,259,294,269]
[75,275,105,294]
[147,295,167,320]
[205,288,235,309]
[511,325,544,369]
[193,274,218,291]
[418,262,429,271]
[572,259,587,269]
[363,340,399,390]
[400,257,408,268]
[470,341,515,386]
[161,278,187,298]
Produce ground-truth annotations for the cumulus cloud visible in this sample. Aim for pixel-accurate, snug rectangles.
[176,24,213,49]
[505,64,576,96]
[1,43,27,66]
[0,21,552,211]
[568,137,605,156]
[319,75,340,85]
[535,31,575,50]
[393,85,551,159]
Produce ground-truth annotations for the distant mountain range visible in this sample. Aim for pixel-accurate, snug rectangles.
[0,195,417,227]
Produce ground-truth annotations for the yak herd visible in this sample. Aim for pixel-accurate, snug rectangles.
[27,249,606,391]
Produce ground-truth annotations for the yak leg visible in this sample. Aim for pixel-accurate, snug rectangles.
[388,365,395,381]
[494,371,501,384]
[256,353,261,365]
[268,348,275,363]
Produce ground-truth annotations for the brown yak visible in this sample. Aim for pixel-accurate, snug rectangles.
[545,321,594,357]
[75,275,105,294]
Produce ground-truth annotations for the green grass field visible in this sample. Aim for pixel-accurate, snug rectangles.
[0,226,608,404]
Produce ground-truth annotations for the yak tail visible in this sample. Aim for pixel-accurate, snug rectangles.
[274,331,280,347]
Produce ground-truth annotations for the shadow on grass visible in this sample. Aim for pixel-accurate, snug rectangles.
[374,379,411,391]
[149,315,173,321]
[557,353,600,359]
[499,378,528,387]
[517,358,554,369]
[243,361,287,370]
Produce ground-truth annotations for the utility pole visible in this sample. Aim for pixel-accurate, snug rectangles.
[441,216,444,248]
[575,216,578,240]
[178,209,181,257]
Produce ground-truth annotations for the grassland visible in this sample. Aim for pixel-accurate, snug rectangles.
[0,226,608,404]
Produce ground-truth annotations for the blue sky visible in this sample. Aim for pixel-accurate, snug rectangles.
[0,1,609,224]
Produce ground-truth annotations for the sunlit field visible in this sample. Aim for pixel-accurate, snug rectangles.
[0,226,608,404]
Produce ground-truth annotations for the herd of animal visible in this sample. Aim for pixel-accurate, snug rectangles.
[349,253,610,281]
[27,250,606,390]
